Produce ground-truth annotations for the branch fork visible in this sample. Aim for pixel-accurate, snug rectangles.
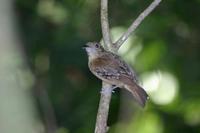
[95,0,162,133]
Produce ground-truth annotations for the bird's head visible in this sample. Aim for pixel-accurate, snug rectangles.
[83,42,105,59]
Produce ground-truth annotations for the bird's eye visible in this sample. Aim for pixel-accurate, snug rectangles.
[95,43,99,48]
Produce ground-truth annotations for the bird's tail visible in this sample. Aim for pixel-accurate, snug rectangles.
[125,84,148,107]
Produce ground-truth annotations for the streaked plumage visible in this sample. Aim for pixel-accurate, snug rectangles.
[84,42,148,107]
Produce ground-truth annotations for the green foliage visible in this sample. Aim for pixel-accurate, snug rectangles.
[15,0,200,133]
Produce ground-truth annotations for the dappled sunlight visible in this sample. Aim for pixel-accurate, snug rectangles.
[141,71,179,105]
[127,112,163,133]
[120,43,143,65]
[135,40,166,71]
[111,27,132,46]
[37,0,68,24]
[183,100,200,126]
[111,27,143,64]
[141,71,160,93]
[110,112,163,133]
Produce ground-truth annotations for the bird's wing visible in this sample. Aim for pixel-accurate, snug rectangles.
[90,57,121,80]
[90,53,138,84]
[107,52,139,83]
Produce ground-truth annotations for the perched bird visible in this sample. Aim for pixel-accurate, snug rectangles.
[83,42,148,107]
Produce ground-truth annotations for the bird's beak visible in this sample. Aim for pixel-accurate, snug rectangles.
[82,44,88,49]
[82,44,89,49]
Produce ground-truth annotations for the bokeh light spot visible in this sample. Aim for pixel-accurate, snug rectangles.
[127,112,163,133]
[37,0,68,24]
[141,71,179,105]
[111,27,143,64]
[183,100,200,126]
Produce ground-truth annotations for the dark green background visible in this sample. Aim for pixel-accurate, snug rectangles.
[14,0,200,133]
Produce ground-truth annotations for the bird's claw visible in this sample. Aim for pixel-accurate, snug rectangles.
[100,85,117,94]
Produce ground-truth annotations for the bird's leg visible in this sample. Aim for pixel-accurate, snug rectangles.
[111,85,117,93]
[100,84,117,94]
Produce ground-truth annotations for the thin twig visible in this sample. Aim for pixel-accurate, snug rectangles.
[101,0,112,50]
[35,77,57,133]
[95,83,113,133]
[114,0,162,50]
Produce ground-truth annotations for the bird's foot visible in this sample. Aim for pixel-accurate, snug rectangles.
[111,85,117,93]
[100,85,117,94]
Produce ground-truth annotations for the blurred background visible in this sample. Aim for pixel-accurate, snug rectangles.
[0,0,200,133]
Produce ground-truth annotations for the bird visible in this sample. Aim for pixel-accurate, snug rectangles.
[83,42,148,107]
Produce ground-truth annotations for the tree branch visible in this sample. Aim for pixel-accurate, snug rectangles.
[114,0,162,50]
[95,0,113,133]
[95,0,161,133]
[95,83,113,133]
[101,0,112,50]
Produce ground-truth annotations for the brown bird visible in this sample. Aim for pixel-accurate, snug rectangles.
[83,42,148,107]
